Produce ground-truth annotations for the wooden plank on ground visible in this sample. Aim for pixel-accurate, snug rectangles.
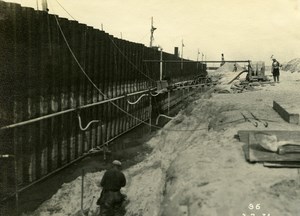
[237,130,250,143]
[273,100,299,124]
[263,162,300,168]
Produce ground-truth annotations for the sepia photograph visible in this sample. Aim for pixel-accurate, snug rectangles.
[1,0,300,215]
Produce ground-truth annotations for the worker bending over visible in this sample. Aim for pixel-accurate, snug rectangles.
[98,160,127,216]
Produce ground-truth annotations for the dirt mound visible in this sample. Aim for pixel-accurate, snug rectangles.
[282,58,300,72]
[21,172,103,216]
[214,62,244,73]
[270,179,300,198]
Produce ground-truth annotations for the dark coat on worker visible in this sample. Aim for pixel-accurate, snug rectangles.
[97,166,126,208]
[100,167,126,191]
[272,59,281,76]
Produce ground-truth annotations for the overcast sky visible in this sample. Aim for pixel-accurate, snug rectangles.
[4,0,300,65]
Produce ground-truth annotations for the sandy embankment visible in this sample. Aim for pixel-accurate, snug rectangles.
[27,71,300,216]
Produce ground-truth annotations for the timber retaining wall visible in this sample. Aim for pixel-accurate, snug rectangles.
[0,0,206,204]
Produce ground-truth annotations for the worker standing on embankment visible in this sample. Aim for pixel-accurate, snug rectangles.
[97,160,127,216]
[271,58,281,83]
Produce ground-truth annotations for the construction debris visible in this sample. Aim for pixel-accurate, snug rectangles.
[206,61,272,94]
[239,130,300,162]
[214,62,244,73]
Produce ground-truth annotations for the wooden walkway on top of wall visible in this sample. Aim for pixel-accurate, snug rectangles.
[0,0,206,201]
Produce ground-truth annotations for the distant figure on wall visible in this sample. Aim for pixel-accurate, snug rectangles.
[220,53,225,66]
[233,63,237,72]
[271,58,281,83]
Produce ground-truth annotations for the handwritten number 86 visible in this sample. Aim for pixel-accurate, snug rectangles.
[248,204,260,210]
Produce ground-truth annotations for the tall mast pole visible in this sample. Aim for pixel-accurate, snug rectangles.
[41,0,48,11]
[150,17,156,47]
[160,47,163,80]
[181,39,184,70]
[197,49,200,70]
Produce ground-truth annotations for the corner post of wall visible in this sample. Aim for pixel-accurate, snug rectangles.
[160,48,163,81]
[167,91,170,115]
[149,95,152,133]
[248,60,251,80]
[103,144,107,161]
[81,169,85,214]
[13,141,19,216]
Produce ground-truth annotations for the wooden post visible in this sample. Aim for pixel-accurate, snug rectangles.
[10,3,24,191]
[69,20,79,161]
[130,42,134,94]
[103,33,109,144]
[79,24,87,155]
[116,39,122,136]
[90,31,96,150]
[98,32,105,146]
[39,11,47,177]
[124,41,129,131]
[81,169,84,212]
[149,95,152,133]
[297,168,300,185]
[92,29,100,147]
[167,91,170,115]
[14,151,19,215]
[133,44,138,92]
[27,7,38,181]
[18,7,32,184]
[113,39,118,97]
[125,41,129,95]
[111,38,117,138]
[119,40,125,96]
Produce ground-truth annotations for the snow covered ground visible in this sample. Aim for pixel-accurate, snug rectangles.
[25,70,300,216]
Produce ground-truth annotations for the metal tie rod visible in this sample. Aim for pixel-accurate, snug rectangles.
[143,60,251,63]
[0,88,154,130]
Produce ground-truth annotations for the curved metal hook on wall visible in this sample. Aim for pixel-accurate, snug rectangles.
[77,111,100,131]
[149,91,160,97]
[127,93,149,105]
[155,114,174,125]
[150,88,169,97]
